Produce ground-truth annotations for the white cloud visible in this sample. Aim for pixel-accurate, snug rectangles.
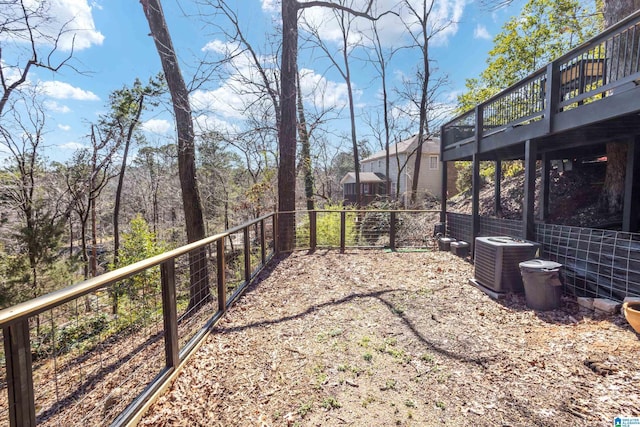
[298,68,350,111]
[474,24,491,40]
[2,0,104,51]
[0,60,26,87]
[202,39,236,54]
[40,81,99,101]
[298,0,467,49]
[58,124,72,131]
[141,119,172,134]
[45,100,71,113]
[261,0,278,12]
[58,141,85,150]
[194,114,239,135]
[191,86,247,120]
[190,64,350,122]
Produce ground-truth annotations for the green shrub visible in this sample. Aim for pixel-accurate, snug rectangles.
[297,203,357,247]
[503,160,524,178]
[109,215,167,314]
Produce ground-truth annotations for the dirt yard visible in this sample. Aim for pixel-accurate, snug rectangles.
[139,250,640,426]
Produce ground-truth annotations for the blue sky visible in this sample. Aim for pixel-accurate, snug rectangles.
[1,0,526,163]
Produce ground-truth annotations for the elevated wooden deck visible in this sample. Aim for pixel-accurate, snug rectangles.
[441,10,640,163]
[440,10,640,238]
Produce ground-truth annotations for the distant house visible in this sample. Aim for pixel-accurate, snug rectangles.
[340,172,389,205]
[341,134,455,206]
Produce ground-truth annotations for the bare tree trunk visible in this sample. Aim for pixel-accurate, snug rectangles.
[409,1,432,206]
[114,95,145,266]
[601,142,628,214]
[383,85,390,202]
[141,0,211,310]
[69,217,74,257]
[341,28,361,207]
[277,0,378,249]
[277,0,299,252]
[599,0,640,214]
[80,213,89,279]
[91,152,98,277]
[297,70,315,211]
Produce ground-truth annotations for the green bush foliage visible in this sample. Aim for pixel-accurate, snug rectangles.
[109,214,166,315]
[297,203,357,247]
[455,160,525,193]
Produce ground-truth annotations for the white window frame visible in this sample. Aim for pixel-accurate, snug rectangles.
[429,155,439,170]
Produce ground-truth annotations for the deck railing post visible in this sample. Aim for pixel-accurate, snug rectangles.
[309,210,317,251]
[260,219,266,265]
[3,321,36,427]
[390,211,397,250]
[544,61,560,129]
[273,214,279,255]
[244,227,251,283]
[439,123,448,224]
[474,104,483,152]
[161,259,179,369]
[340,210,346,253]
[217,238,226,312]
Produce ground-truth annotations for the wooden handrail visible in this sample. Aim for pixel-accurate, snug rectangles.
[0,213,275,327]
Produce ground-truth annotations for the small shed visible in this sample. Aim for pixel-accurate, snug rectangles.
[340,172,389,205]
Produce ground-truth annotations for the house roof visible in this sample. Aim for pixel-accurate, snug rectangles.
[362,134,440,162]
[339,172,387,185]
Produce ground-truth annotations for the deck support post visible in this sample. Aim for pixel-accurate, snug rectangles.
[523,139,537,241]
[494,160,502,217]
[540,153,550,222]
[440,123,448,225]
[470,105,483,254]
[440,157,447,224]
[471,153,480,253]
[623,136,640,232]
[3,321,36,427]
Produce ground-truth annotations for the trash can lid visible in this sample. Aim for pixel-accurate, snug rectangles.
[519,259,562,270]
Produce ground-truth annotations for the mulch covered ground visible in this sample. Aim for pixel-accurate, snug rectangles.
[139,250,640,426]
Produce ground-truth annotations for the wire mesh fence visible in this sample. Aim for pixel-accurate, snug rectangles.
[446,212,473,243]
[7,209,639,424]
[536,223,640,301]
[290,209,441,251]
[479,216,523,239]
[0,270,168,426]
[175,246,218,353]
[447,212,640,302]
[0,213,276,426]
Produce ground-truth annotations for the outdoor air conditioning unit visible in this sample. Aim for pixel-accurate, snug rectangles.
[474,236,540,293]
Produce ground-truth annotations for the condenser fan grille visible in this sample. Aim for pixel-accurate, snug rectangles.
[473,237,540,293]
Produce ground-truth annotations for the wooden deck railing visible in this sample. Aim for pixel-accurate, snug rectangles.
[442,9,640,160]
[0,209,440,426]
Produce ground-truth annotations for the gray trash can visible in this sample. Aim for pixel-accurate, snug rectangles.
[519,259,563,311]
